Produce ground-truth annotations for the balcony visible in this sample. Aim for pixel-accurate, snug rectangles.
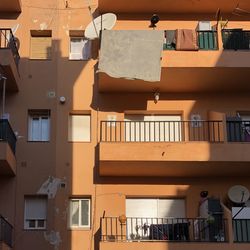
[0,120,17,176]
[233,219,250,242]
[98,0,250,14]
[99,120,250,177]
[100,216,228,243]
[0,0,21,12]
[0,29,20,92]
[0,215,13,249]
[98,28,250,93]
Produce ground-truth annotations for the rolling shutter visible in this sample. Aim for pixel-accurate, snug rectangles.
[30,36,52,60]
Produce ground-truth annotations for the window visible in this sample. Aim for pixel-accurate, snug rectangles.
[69,198,90,228]
[24,196,47,230]
[69,30,91,60]
[68,114,91,142]
[69,37,91,60]
[30,30,52,60]
[28,110,50,141]
[126,198,186,240]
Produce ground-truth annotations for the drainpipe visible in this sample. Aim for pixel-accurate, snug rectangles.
[0,75,7,118]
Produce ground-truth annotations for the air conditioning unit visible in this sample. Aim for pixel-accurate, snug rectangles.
[191,114,202,128]
[198,21,212,31]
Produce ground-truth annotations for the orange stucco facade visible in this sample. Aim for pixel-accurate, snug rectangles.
[1,0,250,250]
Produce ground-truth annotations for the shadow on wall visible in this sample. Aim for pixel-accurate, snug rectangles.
[2,38,94,250]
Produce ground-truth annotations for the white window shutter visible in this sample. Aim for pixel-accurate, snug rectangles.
[25,198,47,220]
[30,117,40,141]
[41,117,49,141]
[70,38,91,60]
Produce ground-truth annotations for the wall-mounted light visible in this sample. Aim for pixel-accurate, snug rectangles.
[149,14,160,28]
[59,96,66,104]
[154,92,160,103]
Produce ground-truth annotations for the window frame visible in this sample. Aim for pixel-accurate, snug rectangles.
[24,196,47,230]
[69,31,92,60]
[29,30,52,60]
[69,198,91,229]
[28,110,50,142]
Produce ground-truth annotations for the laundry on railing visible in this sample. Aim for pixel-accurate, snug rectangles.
[175,29,199,51]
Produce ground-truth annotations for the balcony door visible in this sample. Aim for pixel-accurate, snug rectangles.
[126,198,186,240]
[124,114,182,142]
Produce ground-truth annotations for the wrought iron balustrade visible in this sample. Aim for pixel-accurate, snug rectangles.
[0,215,13,247]
[100,217,228,242]
[0,119,17,154]
[163,30,218,50]
[100,120,223,143]
[197,30,218,50]
[226,120,250,142]
[222,29,250,50]
[233,219,250,242]
[0,28,20,66]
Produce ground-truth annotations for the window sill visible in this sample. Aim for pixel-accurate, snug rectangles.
[23,228,47,231]
[68,59,90,61]
[67,141,91,143]
[68,227,91,231]
[27,141,50,143]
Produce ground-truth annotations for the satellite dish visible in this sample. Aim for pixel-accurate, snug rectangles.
[228,185,250,204]
[6,24,19,41]
[85,13,117,40]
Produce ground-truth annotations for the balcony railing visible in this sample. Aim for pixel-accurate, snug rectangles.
[226,120,250,142]
[197,30,218,50]
[222,29,250,50]
[0,215,13,248]
[233,219,250,242]
[0,28,20,66]
[0,119,17,154]
[100,217,228,242]
[163,30,218,50]
[100,120,223,142]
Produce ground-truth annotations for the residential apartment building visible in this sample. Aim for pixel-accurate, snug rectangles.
[1,0,250,250]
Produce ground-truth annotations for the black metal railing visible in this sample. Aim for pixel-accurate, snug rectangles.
[0,119,17,154]
[100,120,223,143]
[100,217,228,242]
[233,219,250,242]
[197,30,218,50]
[163,30,218,50]
[0,28,20,66]
[226,120,250,142]
[222,29,250,50]
[0,215,13,247]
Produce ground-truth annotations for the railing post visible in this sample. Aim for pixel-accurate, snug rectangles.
[100,217,102,241]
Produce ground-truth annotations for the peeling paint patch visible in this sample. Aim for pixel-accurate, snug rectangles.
[44,231,61,249]
[32,19,38,23]
[37,176,63,199]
